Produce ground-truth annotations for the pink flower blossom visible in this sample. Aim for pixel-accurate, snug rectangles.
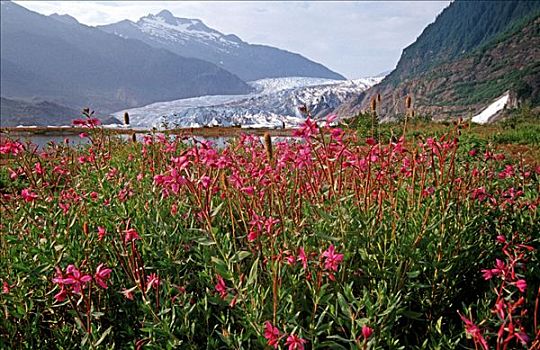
[325,114,337,124]
[146,273,161,289]
[72,117,101,128]
[247,229,258,242]
[297,247,308,269]
[199,175,212,189]
[321,245,344,272]
[61,265,92,295]
[264,217,280,235]
[362,325,373,339]
[263,321,280,348]
[366,137,377,146]
[293,118,318,139]
[514,279,527,293]
[21,188,38,202]
[34,162,44,175]
[124,228,140,243]
[215,275,227,299]
[94,264,112,289]
[459,312,488,350]
[481,269,495,280]
[0,140,24,155]
[97,226,106,241]
[242,186,255,196]
[284,334,307,350]
[170,204,178,216]
[54,286,68,302]
[2,281,10,294]
[121,288,135,300]
[286,254,296,265]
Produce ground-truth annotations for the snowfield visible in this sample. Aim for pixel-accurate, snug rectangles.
[471,93,510,124]
[113,76,383,129]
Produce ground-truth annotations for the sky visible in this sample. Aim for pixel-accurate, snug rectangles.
[13,1,451,79]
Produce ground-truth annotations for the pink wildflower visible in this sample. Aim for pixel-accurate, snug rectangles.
[297,247,308,269]
[121,288,135,300]
[54,286,68,302]
[514,279,527,293]
[94,264,112,289]
[362,325,373,339]
[21,188,38,202]
[199,175,212,189]
[63,265,92,294]
[2,281,10,294]
[481,269,495,280]
[321,245,344,272]
[146,273,161,289]
[293,117,318,139]
[366,137,377,146]
[458,312,488,350]
[215,275,227,299]
[97,226,106,241]
[284,334,307,350]
[263,321,281,348]
[264,217,280,235]
[0,140,24,155]
[286,253,296,265]
[170,204,178,216]
[247,229,258,242]
[124,228,140,243]
[34,162,44,175]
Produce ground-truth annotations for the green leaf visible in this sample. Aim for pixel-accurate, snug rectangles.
[337,293,352,318]
[230,251,251,263]
[407,270,420,278]
[95,326,113,346]
[247,257,259,286]
[195,236,216,246]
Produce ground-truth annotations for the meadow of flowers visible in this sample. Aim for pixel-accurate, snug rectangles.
[0,114,539,349]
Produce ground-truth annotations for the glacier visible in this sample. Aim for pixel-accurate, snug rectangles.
[112,76,383,129]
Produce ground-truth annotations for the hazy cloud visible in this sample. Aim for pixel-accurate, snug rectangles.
[13,1,451,78]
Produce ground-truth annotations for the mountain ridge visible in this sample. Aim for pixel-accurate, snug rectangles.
[1,1,251,115]
[99,10,345,81]
[335,0,540,120]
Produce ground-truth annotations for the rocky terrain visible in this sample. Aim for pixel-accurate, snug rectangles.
[335,1,540,121]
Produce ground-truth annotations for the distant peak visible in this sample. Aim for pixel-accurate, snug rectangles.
[157,9,173,17]
[154,9,177,24]
[49,13,80,25]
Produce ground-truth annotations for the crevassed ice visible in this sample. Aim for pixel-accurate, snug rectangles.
[113,76,383,129]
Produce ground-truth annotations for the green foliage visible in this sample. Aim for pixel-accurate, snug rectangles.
[0,123,538,348]
[390,1,540,81]
[493,107,540,145]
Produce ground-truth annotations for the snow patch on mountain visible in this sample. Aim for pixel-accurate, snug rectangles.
[471,92,510,124]
[136,11,238,49]
[113,76,383,129]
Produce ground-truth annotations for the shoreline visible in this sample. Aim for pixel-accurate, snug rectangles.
[0,125,298,138]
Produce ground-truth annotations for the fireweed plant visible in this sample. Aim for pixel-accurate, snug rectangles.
[0,112,539,349]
